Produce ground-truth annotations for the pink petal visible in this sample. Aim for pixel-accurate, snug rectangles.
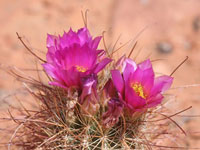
[91,36,102,49]
[125,86,146,109]
[60,67,80,88]
[60,30,80,48]
[151,75,173,95]
[46,47,56,63]
[128,67,143,84]
[122,58,137,84]
[63,44,97,71]
[128,66,154,93]
[146,94,163,108]
[104,79,118,99]
[97,50,105,56]
[77,44,97,68]
[80,74,97,104]
[141,68,154,92]
[42,63,58,80]
[46,34,58,48]
[94,58,112,74]
[138,59,152,70]
[115,55,126,68]
[111,70,124,95]
[96,50,106,61]
[77,28,91,45]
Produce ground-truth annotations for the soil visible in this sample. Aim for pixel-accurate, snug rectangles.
[0,0,200,149]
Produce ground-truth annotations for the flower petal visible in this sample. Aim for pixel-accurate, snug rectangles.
[91,36,102,49]
[138,59,152,70]
[125,86,146,109]
[97,50,105,55]
[151,75,173,95]
[128,67,143,84]
[46,34,58,48]
[80,74,97,104]
[94,58,112,73]
[59,29,80,48]
[115,55,126,68]
[122,58,137,84]
[62,44,97,71]
[80,74,99,115]
[42,63,59,80]
[141,68,154,92]
[77,28,91,45]
[60,67,80,88]
[146,93,164,108]
[102,98,124,128]
[111,70,124,95]
[104,79,118,99]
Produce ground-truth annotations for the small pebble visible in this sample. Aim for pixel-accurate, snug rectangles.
[156,42,173,54]
[193,16,200,32]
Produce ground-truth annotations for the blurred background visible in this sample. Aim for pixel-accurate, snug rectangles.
[0,0,200,149]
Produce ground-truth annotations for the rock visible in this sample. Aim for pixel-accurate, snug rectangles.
[193,16,200,32]
[156,42,173,54]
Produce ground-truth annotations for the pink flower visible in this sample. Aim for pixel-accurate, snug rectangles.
[111,58,173,112]
[43,28,111,89]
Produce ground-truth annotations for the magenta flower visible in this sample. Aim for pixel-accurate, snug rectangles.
[42,27,111,89]
[111,58,173,112]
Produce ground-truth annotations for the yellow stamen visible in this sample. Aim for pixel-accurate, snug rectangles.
[131,83,147,99]
[75,65,87,72]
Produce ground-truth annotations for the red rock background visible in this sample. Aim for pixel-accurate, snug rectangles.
[0,0,200,149]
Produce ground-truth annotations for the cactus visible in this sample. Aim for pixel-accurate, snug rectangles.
[5,26,187,150]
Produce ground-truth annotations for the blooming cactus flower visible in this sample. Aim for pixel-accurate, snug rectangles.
[43,27,111,89]
[111,58,173,112]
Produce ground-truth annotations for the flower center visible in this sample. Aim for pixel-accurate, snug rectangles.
[75,65,87,72]
[131,83,147,99]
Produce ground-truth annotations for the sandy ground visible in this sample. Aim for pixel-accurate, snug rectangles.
[0,0,200,149]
